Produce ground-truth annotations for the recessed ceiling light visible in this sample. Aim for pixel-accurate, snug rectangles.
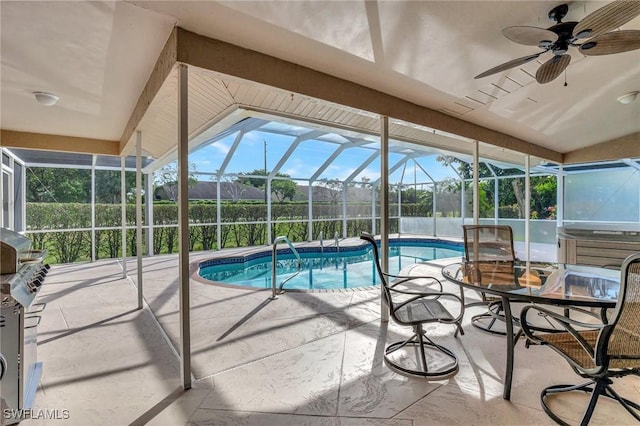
[33,91,59,106]
[617,91,639,105]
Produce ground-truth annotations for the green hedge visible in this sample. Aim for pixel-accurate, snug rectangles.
[25,202,408,264]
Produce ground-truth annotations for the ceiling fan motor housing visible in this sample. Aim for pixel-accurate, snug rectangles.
[547,21,578,55]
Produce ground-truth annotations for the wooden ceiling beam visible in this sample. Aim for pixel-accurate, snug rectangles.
[2,130,119,156]
[563,132,640,164]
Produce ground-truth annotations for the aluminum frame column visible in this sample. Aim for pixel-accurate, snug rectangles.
[91,155,96,262]
[145,172,154,256]
[380,116,390,322]
[432,183,437,236]
[216,178,222,250]
[556,164,564,228]
[266,179,272,245]
[177,64,192,390]
[342,183,348,238]
[371,186,376,235]
[524,155,531,262]
[135,131,143,310]
[308,183,313,241]
[473,141,479,224]
[121,157,127,278]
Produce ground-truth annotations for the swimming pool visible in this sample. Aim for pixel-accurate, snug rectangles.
[198,239,463,291]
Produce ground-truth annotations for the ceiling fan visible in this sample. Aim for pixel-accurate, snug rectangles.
[475,1,640,84]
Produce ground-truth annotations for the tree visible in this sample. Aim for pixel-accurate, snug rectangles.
[317,178,342,203]
[237,169,297,202]
[95,170,137,204]
[154,162,198,201]
[236,169,268,189]
[436,155,559,219]
[271,177,297,202]
[27,167,91,203]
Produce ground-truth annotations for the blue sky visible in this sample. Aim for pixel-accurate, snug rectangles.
[188,129,459,185]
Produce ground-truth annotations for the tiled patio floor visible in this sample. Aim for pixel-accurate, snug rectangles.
[24,240,639,425]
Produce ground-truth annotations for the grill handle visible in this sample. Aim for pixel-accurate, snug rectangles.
[27,302,47,314]
[24,315,41,329]
[20,249,47,264]
[0,353,6,380]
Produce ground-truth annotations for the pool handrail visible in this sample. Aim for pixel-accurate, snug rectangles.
[271,236,302,299]
[334,231,340,254]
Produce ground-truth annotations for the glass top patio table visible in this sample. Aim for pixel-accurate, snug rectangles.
[441,262,620,400]
[441,262,620,308]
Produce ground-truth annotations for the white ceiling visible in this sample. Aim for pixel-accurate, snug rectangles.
[1,1,639,158]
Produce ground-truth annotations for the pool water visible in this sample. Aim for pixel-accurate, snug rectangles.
[198,241,463,290]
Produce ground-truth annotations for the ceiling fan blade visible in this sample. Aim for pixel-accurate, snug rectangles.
[474,53,543,79]
[573,0,640,39]
[502,26,558,46]
[536,54,571,84]
[579,30,640,55]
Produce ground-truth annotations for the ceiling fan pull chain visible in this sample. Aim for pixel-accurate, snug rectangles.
[564,69,567,87]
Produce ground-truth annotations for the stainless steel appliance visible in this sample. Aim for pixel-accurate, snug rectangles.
[0,228,48,425]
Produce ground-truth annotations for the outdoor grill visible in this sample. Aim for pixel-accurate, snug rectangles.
[0,227,49,425]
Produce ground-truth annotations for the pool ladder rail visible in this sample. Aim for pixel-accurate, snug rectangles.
[271,236,302,299]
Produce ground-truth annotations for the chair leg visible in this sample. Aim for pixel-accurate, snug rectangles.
[540,377,640,426]
[416,325,428,372]
[384,325,459,379]
[470,300,509,336]
[541,381,595,426]
[602,384,640,422]
[579,379,605,426]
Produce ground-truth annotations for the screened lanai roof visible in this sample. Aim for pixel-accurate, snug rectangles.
[8,148,155,170]
[146,108,556,185]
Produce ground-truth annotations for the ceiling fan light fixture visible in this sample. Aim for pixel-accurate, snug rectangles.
[617,91,639,105]
[575,29,592,39]
[33,91,59,106]
[538,40,553,49]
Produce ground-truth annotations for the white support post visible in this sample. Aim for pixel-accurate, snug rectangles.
[342,183,347,238]
[135,131,143,310]
[266,179,272,245]
[91,155,96,262]
[460,175,466,225]
[494,176,499,225]
[556,164,564,228]
[371,186,376,235]
[216,178,222,250]
[121,157,127,278]
[177,64,192,391]
[397,184,401,234]
[145,172,154,256]
[524,155,531,262]
[380,115,390,322]
[432,183,437,236]
[308,183,313,241]
[473,141,479,224]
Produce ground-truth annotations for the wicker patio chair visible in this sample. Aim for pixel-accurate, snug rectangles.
[361,233,464,378]
[520,252,640,425]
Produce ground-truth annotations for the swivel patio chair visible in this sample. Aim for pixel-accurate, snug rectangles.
[520,253,640,426]
[462,224,518,335]
[361,233,464,378]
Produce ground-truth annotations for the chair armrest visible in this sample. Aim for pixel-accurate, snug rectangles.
[386,274,443,292]
[520,304,603,359]
[524,305,604,329]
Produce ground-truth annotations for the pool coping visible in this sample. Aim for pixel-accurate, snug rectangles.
[192,235,464,293]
